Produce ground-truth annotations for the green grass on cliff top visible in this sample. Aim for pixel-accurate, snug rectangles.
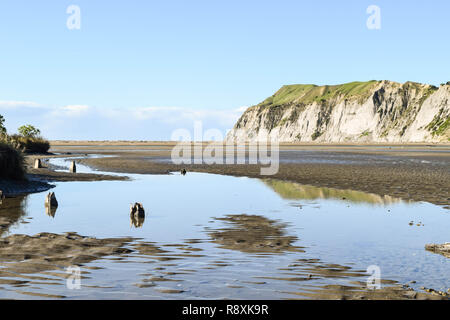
[261,80,381,106]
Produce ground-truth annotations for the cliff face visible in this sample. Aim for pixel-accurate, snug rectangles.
[227,81,450,143]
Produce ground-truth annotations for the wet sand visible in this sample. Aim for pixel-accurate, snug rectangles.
[25,155,128,183]
[208,214,303,254]
[426,243,450,258]
[0,232,134,298]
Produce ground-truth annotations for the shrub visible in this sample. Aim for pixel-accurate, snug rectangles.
[9,134,50,154]
[0,141,25,180]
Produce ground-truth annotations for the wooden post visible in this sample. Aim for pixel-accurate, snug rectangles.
[34,159,42,169]
[70,161,77,173]
[45,192,58,208]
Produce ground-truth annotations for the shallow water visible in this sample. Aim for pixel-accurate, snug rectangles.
[0,158,448,299]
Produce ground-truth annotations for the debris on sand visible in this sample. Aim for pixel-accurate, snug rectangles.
[421,287,449,297]
[425,243,450,258]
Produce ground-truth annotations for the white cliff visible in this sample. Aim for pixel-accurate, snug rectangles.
[227,81,450,143]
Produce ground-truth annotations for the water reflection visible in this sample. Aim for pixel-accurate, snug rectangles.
[44,192,59,218]
[130,213,145,228]
[263,179,403,205]
[0,196,27,236]
[45,205,57,218]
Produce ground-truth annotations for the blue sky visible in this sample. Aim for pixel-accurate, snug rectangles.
[0,0,449,140]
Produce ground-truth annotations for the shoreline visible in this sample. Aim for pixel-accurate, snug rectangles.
[47,143,450,208]
[50,140,450,146]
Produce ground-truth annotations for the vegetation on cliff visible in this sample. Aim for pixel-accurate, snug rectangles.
[426,108,450,138]
[260,81,380,107]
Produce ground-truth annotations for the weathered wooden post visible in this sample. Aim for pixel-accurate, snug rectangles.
[130,202,145,218]
[70,161,77,173]
[45,192,58,208]
[34,159,42,169]
[130,203,145,228]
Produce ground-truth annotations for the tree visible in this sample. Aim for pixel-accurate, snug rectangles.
[0,115,6,136]
[18,125,41,138]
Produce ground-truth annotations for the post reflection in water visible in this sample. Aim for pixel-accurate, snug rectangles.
[45,205,57,218]
[130,212,145,228]
[0,195,28,236]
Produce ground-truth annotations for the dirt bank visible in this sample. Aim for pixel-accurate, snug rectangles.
[25,155,128,182]
[0,154,128,197]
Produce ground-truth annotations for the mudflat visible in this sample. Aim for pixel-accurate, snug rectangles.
[50,142,450,208]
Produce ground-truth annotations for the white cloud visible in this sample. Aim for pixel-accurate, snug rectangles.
[0,101,246,140]
[129,106,244,124]
[49,105,91,118]
[0,101,43,109]
[236,106,249,113]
